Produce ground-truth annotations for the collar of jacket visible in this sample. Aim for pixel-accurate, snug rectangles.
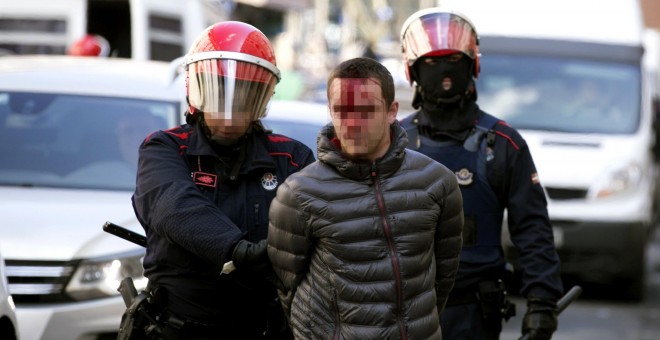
[185,122,277,175]
[317,120,408,181]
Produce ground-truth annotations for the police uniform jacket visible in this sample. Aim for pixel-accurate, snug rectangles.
[132,119,315,326]
[267,121,464,340]
[401,103,563,301]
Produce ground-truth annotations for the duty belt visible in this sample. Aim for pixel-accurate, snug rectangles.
[445,288,479,307]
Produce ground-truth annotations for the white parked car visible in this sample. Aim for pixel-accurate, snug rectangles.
[0,249,19,340]
[0,55,184,340]
[0,54,329,340]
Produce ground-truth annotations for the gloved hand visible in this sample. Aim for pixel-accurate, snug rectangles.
[521,297,558,340]
[231,239,285,293]
[232,239,270,274]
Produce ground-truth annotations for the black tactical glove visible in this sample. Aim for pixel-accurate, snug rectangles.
[521,297,558,340]
[232,239,270,274]
[231,239,285,292]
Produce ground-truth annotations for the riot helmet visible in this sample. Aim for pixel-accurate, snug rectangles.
[400,7,480,86]
[401,7,482,134]
[67,34,110,57]
[185,21,280,145]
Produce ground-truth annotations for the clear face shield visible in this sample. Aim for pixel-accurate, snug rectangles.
[187,58,278,121]
[186,52,279,144]
[401,11,479,68]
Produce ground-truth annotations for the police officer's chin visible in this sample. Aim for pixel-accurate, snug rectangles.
[200,118,250,147]
[209,126,253,147]
[210,134,241,146]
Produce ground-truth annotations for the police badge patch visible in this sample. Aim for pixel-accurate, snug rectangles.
[193,172,217,188]
[261,172,278,190]
[455,168,474,186]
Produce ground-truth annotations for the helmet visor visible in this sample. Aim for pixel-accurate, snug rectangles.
[402,12,478,66]
[188,59,277,120]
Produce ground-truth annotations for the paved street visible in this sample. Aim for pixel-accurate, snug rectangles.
[502,227,660,340]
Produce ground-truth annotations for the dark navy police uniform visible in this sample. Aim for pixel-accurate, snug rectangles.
[132,120,314,339]
[401,107,563,339]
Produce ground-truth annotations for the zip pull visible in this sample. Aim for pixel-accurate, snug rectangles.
[254,203,260,225]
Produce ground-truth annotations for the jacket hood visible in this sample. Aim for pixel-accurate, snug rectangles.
[316,120,409,180]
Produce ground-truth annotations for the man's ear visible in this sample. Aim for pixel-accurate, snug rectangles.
[388,101,399,124]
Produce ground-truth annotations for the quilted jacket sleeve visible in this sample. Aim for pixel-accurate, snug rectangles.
[267,176,312,318]
[433,168,464,313]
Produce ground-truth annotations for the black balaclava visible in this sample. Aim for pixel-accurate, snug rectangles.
[412,56,478,140]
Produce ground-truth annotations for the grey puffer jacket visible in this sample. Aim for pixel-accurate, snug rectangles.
[267,121,463,340]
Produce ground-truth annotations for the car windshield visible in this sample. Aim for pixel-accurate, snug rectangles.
[477,54,641,134]
[0,92,179,190]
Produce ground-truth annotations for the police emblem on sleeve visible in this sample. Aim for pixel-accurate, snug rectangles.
[261,172,278,191]
[455,168,474,186]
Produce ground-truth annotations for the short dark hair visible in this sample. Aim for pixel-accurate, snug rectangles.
[326,57,395,107]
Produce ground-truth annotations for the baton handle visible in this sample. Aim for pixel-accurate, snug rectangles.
[103,221,147,248]
[519,285,583,340]
[557,285,583,313]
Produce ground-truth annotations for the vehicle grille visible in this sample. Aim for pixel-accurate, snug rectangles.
[5,259,80,304]
[545,187,587,200]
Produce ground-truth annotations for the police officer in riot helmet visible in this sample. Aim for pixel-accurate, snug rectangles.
[130,21,314,339]
[400,7,563,340]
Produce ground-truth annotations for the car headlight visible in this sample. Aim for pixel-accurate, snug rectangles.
[590,162,643,199]
[65,249,147,301]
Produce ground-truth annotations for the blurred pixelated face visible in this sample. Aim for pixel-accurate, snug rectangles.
[328,77,397,160]
[202,110,253,146]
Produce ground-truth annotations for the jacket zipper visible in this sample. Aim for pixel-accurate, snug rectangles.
[254,203,260,228]
[332,289,340,340]
[371,165,407,340]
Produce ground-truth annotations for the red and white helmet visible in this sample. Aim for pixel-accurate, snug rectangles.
[400,7,480,85]
[185,21,281,121]
[67,34,110,57]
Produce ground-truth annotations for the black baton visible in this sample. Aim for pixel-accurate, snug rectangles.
[103,221,147,248]
[519,285,583,340]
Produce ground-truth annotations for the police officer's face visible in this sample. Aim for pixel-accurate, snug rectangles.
[202,111,252,146]
[328,77,398,160]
